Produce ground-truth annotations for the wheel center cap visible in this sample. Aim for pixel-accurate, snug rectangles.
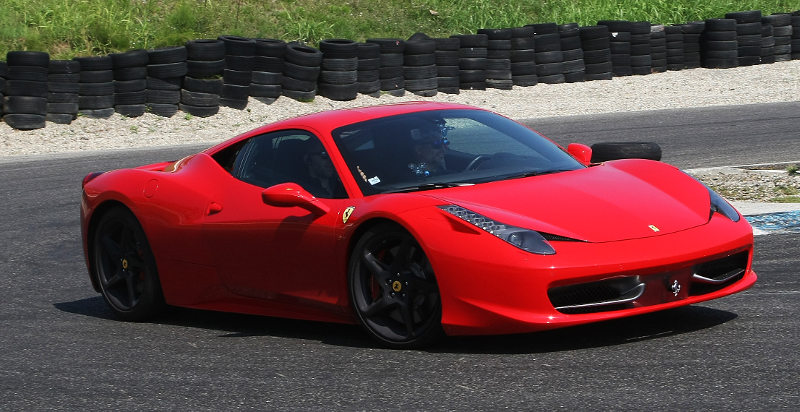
[122,259,129,270]
[392,280,403,293]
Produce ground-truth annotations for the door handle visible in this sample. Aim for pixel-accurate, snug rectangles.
[207,202,223,215]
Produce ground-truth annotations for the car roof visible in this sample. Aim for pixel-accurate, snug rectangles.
[204,101,483,154]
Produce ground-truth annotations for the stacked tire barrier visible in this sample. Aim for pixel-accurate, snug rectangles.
[453,34,488,90]
[650,25,668,73]
[219,36,254,109]
[665,25,685,70]
[509,26,538,86]
[356,42,381,96]
[47,60,80,123]
[701,18,739,69]
[367,38,405,96]
[146,46,186,117]
[318,39,359,101]
[74,55,114,119]
[532,23,565,84]
[402,34,438,97]
[793,12,800,60]
[726,10,763,66]
[181,39,224,117]
[579,25,613,80]
[2,8,799,131]
[479,28,513,90]
[434,37,461,93]
[112,49,148,118]
[599,20,633,76]
[764,14,793,62]
[681,22,705,69]
[4,52,49,130]
[251,39,286,102]
[282,42,322,101]
[559,23,586,82]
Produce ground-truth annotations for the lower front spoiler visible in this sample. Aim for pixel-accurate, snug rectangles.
[442,268,757,336]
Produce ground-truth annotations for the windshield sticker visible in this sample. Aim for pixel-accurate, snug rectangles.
[368,176,381,185]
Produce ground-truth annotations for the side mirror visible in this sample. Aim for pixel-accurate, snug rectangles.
[262,183,330,215]
[567,143,593,166]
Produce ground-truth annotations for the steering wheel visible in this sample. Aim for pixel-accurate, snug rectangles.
[464,155,490,171]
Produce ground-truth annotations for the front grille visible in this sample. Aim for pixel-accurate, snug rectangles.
[548,276,645,314]
[690,252,748,296]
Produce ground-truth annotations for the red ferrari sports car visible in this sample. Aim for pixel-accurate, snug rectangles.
[81,102,756,348]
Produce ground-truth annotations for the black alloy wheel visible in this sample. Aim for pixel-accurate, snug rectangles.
[93,207,165,321]
[349,224,443,348]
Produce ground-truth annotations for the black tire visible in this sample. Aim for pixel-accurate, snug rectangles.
[253,56,284,73]
[249,83,282,98]
[79,69,114,83]
[147,46,188,64]
[403,53,436,66]
[114,79,147,93]
[79,82,114,96]
[186,59,225,77]
[182,77,223,94]
[6,66,49,82]
[3,96,47,115]
[114,91,147,105]
[147,76,182,91]
[186,39,226,61]
[590,142,662,163]
[285,43,323,66]
[282,63,320,82]
[46,113,76,124]
[114,66,148,81]
[319,39,358,58]
[379,53,404,67]
[179,103,219,117]
[73,55,113,71]
[366,38,406,53]
[146,89,180,104]
[254,38,286,57]
[79,107,115,118]
[92,207,166,321]
[148,62,188,79]
[111,49,149,68]
[322,57,358,71]
[404,39,436,54]
[180,89,219,106]
[218,35,256,56]
[79,94,114,109]
[282,88,316,101]
[7,51,50,67]
[48,81,80,93]
[115,104,146,117]
[348,223,444,349]
[46,102,79,114]
[49,59,80,74]
[318,82,358,101]
[225,55,254,71]
[320,70,357,84]
[251,71,282,85]
[3,113,46,130]
[146,103,179,117]
[451,34,488,48]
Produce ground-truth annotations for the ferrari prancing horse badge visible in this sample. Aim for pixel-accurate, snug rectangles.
[342,206,355,224]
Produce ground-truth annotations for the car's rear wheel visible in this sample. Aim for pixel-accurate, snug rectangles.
[92,207,165,321]
[349,223,443,348]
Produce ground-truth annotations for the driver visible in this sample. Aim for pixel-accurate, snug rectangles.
[409,129,449,177]
[301,140,346,198]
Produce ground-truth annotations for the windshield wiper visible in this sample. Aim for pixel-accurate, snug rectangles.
[386,182,473,193]
[505,169,575,180]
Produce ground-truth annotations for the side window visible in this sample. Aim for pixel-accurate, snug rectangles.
[226,130,346,199]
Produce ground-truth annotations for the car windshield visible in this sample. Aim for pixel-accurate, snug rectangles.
[331,109,584,195]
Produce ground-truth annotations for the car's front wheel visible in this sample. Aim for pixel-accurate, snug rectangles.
[92,207,165,321]
[348,223,444,349]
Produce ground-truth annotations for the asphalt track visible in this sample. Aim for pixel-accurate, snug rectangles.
[1,102,798,410]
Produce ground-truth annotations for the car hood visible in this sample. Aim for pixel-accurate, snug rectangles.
[425,160,712,243]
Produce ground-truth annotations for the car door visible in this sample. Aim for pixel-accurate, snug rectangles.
[202,130,351,314]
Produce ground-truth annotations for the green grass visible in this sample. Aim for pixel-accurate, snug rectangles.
[1,0,797,59]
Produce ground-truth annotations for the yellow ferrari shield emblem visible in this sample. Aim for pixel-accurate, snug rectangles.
[122,259,129,269]
[649,224,660,232]
[392,281,403,292]
[342,206,355,224]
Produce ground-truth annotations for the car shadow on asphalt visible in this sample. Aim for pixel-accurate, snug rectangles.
[55,297,737,353]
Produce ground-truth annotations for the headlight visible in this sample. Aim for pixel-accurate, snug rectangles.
[439,205,556,255]
[708,187,740,222]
